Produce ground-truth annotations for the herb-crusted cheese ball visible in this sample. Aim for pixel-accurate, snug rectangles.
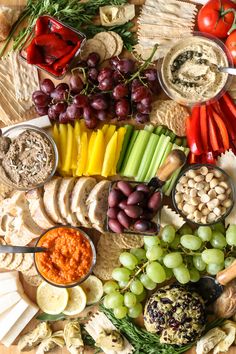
[144,284,206,345]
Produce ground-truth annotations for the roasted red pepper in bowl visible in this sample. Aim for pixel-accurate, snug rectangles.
[20,15,86,78]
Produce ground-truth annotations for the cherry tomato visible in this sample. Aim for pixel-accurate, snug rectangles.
[197,0,236,38]
[226,31,236,64]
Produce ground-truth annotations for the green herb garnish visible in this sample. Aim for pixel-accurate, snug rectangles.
[36,312,66,321]
[0,0,136,57]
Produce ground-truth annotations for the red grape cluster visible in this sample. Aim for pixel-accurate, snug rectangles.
[32,52,160,128]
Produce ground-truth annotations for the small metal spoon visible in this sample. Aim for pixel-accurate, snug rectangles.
[0,245,48,253]
[218,66,236,75]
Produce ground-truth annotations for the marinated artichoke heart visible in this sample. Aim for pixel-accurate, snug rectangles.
[64,320,84,354]
[18,322,52,351]
[144,284,206,345]
[36,330,65,354]
[95,329,124,351]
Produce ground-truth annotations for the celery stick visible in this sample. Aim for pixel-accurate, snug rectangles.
[155,126,164,135]
[144,135,171,182]
[144,125,154,133]
[159,142,172,167]
[120,130,139,174]
[116,125,133,172]
[169,132,176,142]
[174,137,182,146]
[122,130,151,177]
[135,134,160,181]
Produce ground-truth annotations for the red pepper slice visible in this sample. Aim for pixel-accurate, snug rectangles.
[35,33,73,60]
[35,16,50,36]
[51,26,80,45]
[186,106,203,155]
[207,106,220,152]
[37,63,63,77]
[205,151,216,165]
[53,41,81,72]
[210,106,230,151]
[200,105,208,151]
[213,100,236,142]
[188,152,198,164]
[26,38,43,65]
[221,92,236,118]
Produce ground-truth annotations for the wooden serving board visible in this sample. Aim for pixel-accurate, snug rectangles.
[0,0,234,353]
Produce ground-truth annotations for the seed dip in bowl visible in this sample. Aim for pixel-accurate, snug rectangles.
[159,34,231,106]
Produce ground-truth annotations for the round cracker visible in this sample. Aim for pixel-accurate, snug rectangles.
[94,32,117,59]
[114,233,144,249]
[16,253,33,272]
[22,264,38,277]
[80,38,107,62]
[7,253,23,270]
[0,237,7,262]
[0,253,13,268]
[23,273,42,287]
[108,31,123,56]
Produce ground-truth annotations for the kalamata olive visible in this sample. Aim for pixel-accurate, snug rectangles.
[107,207,119,219]
[108,219,124,233]
[148,191,162,211]
[136,184,150,193]
[119,200,128,210]
[134,220,151,232]
[117,211,132,229]
[117,181,133,196]
[124,205,143,219]
[127,191,145,205]
[147,222,159,234]
[137,199,148,208]
[108,189,123,208]
[140,210,155,220]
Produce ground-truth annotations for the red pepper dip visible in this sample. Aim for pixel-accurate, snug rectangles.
[35,227,93,285]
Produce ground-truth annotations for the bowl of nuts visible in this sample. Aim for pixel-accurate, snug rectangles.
[172,164,234,226]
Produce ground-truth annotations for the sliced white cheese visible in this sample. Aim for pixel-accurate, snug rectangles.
[1,303,38,347]
[0,292,21,315]
[0,271,19,280]
[0,298,29,340]
[0,278,23,296]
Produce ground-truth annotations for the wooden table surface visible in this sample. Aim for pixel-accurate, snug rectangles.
[0,0,235,353]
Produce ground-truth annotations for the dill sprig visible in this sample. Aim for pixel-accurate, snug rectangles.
[0,0,136,57]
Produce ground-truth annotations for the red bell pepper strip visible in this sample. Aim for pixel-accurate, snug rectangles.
[219,97,236,137]
[37,63,63,77]
[53,41,81,72]
[186,106,203,155]
[35,16,50,36]
[207,106,220,152]
[26,38,43,65]
[205,151,216,165]
[213,101,236,142]
[34,34,73,59]
[200,105,208,151]
[210,107,229,151]
[51,26,80,45]
[188,152,198,164]
[222,92,236,118]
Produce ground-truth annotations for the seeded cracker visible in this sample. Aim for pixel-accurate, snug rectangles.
[108,31,123,56]
[94,32,117,59]
[113,233,144,249]
[80,39,107,62]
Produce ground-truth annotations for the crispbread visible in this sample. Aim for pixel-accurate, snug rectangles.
[94,32,117,59]
[80,39,107,62]
[150,100,189,136]
[23,273,42,287]
[7,253,23,270]
[161,205,185,230]
[108,31,123,56]
[113,233,144,249]
[16,253,34,272]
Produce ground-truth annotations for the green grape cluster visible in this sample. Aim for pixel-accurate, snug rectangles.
[103,223,236,319]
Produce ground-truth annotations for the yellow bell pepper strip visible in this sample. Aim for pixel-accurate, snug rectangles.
[102,124,109,135]
[87,129,105,175]
[71,120,80,171]
[62,123,73,173]
[104,125,116,146]
[84,131,97,175]
[76,131,88,176]
[58,124,67,172]
[111,126,127,175]
[80,119,86,134]
[102,131,118,177]
[52,124,61,169]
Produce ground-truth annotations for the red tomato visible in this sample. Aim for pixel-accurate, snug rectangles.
[197,0,236,38]
[226,31,236,64]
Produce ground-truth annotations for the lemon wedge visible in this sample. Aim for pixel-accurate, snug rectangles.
[63,286,87,316]
[81,275,103,305]
[36,282,69,315]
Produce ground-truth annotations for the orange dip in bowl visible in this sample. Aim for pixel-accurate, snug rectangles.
[35,226,95,287]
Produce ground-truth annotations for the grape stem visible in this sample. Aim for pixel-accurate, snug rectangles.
[125,44,158,84]
[120,261,149,293]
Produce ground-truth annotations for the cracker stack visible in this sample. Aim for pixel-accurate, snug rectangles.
[135,0,197,61]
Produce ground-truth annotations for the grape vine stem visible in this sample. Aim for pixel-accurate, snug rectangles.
[121,261,150,293]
